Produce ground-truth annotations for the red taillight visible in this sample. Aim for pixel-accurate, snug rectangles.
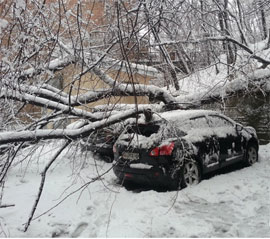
[149,147,159,156]
[149,142,175,157]
[160,142,175,155]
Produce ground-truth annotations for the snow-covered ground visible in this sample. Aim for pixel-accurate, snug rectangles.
[1,141,269,237]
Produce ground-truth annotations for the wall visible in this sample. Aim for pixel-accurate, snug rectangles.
[60,64,153,109]
[203,92,270,145]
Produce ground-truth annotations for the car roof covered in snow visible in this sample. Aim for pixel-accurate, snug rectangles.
[152,109,232,123]
[125,109,235,126]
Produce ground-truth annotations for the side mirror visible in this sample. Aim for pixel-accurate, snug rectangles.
[236,124,243,132]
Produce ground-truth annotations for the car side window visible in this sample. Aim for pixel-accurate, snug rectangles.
[190,116,210,129]
[180,116,210,132]
[208,115,237,137]
[208,115,234,128]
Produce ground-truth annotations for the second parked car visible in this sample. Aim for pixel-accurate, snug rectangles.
[81,123,124,162]
[113,110,259,189]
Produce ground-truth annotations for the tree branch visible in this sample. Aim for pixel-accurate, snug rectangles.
[24,140,71,232]
[152,36,270,67]
[0,204,15,208]
[0,106,151,144]
[92,67,177,105]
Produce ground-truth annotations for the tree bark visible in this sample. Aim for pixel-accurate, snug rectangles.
[259,0,268,40]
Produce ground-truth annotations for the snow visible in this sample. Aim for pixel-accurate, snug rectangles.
[166,50,270,105]
[0,19,8,34]
[129,163,153,170]
[1,141,269,237]
[66,120,86,129]
[157,109,216,122]
[93,103,163,113]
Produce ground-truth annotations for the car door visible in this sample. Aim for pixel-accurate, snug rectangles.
[180,116,221,173]
[207,115,244,166]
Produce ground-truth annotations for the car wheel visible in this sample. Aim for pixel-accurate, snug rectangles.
[104,155,114,163]
[181,160,201,188]
[245,145,258,166]
[98,153,114,163]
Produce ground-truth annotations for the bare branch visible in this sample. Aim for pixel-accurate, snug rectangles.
[0,204,15,209]
[152,36,270,67]
[24,140,71,232]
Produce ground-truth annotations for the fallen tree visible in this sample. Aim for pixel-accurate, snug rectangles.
[1,0,270,233]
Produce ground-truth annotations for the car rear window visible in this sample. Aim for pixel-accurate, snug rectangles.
[126,124,160,137]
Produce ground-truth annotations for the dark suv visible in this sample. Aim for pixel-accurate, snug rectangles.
[113,110,259,189]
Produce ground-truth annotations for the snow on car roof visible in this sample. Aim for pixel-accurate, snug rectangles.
[153,109,220,122]
[120,108,233,127]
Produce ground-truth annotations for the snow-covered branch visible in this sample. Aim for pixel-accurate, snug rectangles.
[0,106,150,144]
[21,56,75,78]
[0,86,99,121]
[91,67,177,105]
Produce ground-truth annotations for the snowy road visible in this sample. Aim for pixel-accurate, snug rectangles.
[1,142,269,237]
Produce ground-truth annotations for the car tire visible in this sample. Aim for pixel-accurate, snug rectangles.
[180,160,201,188]
[104,155,114,163]
[97,153,114,163]
[245,144,258,166]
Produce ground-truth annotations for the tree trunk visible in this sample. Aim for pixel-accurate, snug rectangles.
[236,0,246,44]
[218,0,235,66]
[259,0,267,40]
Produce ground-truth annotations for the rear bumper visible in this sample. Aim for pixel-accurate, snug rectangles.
[113,163,177,188]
